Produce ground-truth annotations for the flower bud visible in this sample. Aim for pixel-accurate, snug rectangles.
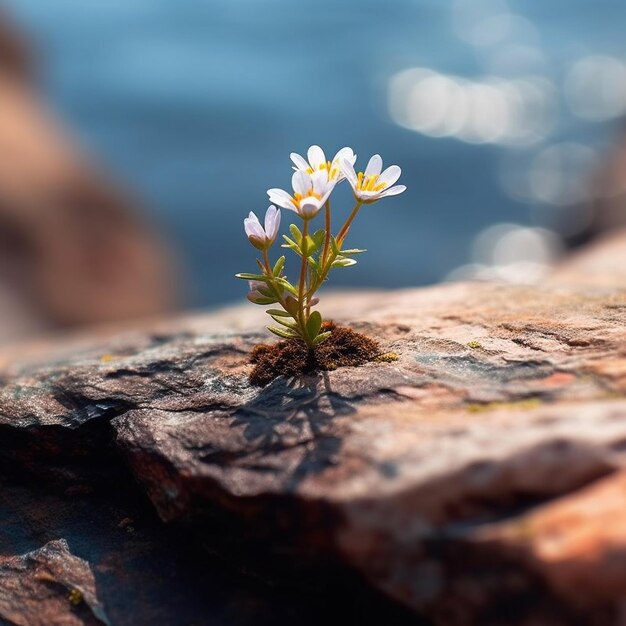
[244,205,281,250]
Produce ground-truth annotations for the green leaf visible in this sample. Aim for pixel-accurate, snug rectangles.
[284,296,300,317]
[272,256,285,276]
[307,259,320,285]
[235,272,274,282]
[282,235,299,249]
[267,326,299,340]
[307,229,325,255]
[330,236,340,255]
[302,235,315,254]
[312,229,326,246]
[248,296,278,305]
[281,236,305,259]
[275,278,299,296]
[266,308,292,317]
[340,248,367,255]
[281,245,300,256]
[313,331,332,345]
[283,232,321,259]
[331,256,357,268]
[270,315,299,330]
[289,224,302,243]
[306,311,323,342]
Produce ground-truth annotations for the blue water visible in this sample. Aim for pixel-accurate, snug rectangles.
[5,0,626,306]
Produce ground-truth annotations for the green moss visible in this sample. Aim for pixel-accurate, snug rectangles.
[467,398,543,413]
[68,589,83,606]
[376,352,400,363]
[249,323,380,386]
[467,341,482,349]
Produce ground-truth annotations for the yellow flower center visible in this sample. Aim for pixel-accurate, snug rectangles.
[356,172,387,193]
[306,160,341,180]
[292,189,322,208]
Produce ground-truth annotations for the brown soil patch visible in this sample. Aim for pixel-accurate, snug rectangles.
[249,322,382,386]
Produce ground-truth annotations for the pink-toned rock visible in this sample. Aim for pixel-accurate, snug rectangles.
[478,470,626,606]
[0,231,625,625]
[0,540,108,626]
[0,13,178,341]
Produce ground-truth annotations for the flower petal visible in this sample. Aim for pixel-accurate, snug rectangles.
[264,205,281,240]
[332,148,355,180]
[311,172,335,204]
[299,197,322,219]
[378,165,401,188]
[357,189,377,199]
[365,154,383,177]
[290,152,309,171]
[307,145,326,169]
[244,216,265,240]
[318,187,333,207]
[378,185,406,198]
[267,188,295,210]
[310,169,331,196]
[263,205,275,231]
[292,170,311,196]
[340,158,358,189]
[333,147,356,165]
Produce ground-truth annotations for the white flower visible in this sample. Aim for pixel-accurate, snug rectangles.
[290,145,357,184]
[244,205,281,249]
[341,154,406,203]
[267,170,334,219]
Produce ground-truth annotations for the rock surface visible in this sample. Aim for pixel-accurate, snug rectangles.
[0,539,106,626]
[0,231,625,625]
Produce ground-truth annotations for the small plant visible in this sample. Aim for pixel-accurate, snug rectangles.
[236,145,406,348]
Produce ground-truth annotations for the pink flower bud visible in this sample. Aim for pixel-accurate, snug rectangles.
[244,205,281,250]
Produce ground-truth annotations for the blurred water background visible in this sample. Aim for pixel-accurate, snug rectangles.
[6,0,626,307]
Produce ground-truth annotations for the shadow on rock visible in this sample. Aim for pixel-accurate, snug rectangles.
[232,372,356,489]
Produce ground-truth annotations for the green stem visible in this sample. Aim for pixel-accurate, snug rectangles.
[321,199,331,265]
[262,249,290,314]
[336,200,363,246]
[297,219,312,346]
[301,199,364,301]
[306,265,312,317]
[262,249,272,274]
